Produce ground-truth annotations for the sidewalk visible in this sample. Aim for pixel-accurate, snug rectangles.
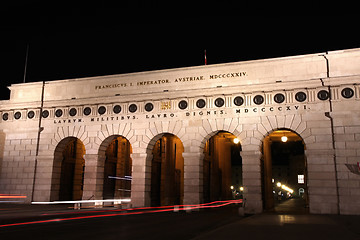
[273,197,309,214]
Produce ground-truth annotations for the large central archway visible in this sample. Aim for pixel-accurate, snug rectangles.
[203,131,242,203]
[150,133,184,206]
[262,129,308,212]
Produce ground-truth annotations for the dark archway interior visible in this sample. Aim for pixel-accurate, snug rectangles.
[58,138,85,201]
[103,136,132,200]
[203,131,242,203]
[150,133,184,207]
[262,130,308,212]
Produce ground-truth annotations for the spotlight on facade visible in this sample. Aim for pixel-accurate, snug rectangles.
[233,138,240,144]
[281,136,288,143]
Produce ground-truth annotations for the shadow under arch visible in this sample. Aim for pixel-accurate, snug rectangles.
[146,133,184,206]
[261,128,308,213]
[202,130,243,203]
[199,128,243,152]
[51,137,86,201]
[98,135,132,200]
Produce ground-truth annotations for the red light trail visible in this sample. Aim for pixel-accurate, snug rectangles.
[0,194,27,199]
[0,199,242,228]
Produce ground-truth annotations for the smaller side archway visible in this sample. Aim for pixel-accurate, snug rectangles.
[261,128,308,212]
[51,137,86,201]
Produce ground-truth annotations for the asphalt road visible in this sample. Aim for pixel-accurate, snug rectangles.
[0,205,242,240]
[2,199,360,240]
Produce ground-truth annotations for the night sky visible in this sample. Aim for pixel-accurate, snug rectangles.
[1,4,359,100]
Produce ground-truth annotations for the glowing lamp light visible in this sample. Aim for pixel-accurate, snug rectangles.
[276,182,282,187]
[233,138,240,144]
[230,186,234,190]
[281,136,288,142]
[281,185,294,194]
[239,186,244,191]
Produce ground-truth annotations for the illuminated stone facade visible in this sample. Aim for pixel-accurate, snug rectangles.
[1,48,360,215]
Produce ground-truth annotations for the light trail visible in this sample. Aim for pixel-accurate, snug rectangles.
[41,199,241,215]
[0,194,27,199]
[32,198,131,204]
[0,194,27,203]
[108,176,132,181]
[0,199,242,228]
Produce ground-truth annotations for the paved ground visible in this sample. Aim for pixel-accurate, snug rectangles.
[0,199,359,240]
[0,203,242,240]
[194,212,360,240]
[273,197,309,213]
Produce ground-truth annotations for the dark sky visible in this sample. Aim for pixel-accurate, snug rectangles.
[1,4,359,100]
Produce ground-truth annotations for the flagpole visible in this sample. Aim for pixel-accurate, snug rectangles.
[204,49,207,65]
[23,44,29,83]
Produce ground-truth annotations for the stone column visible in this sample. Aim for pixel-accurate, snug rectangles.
[131,152,151,207]
[183,152,203,205]
[242,149,263,214]
[82,154,103,200]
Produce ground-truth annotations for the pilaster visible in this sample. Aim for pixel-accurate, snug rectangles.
[131,152,151,207]
[82,154,103,200]
[306,148,339,214]
[33,154,56,202]
[183,151,203,205]
[241,148,263,214]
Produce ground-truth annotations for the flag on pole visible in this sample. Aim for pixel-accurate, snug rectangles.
[204,49,207,65]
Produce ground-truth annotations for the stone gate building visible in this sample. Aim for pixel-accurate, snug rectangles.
[0,48,360,215]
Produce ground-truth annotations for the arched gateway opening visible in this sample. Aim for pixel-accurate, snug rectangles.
[203,131,242,203]
[102,136,132,200]
[150,133,184,207]
[262,129,308,213]
[52,137,86,201]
